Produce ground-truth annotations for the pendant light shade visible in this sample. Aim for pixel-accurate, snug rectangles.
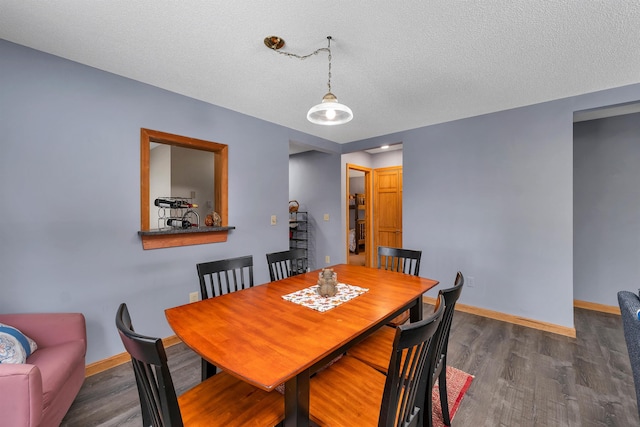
[307,92,353,125]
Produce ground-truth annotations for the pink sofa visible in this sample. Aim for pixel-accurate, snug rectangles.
[0,313,87,427]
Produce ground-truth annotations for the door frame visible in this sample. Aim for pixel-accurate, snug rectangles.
[346,163,373,267]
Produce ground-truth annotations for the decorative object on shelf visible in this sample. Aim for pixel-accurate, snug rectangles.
[264,35,353,126]
[205,212,221,227]
[154,196,200,229]
[212,211,221,227]
[289,200,299,213]
[317,268,338,297]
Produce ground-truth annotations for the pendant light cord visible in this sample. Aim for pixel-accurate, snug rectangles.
[273,36,333,93]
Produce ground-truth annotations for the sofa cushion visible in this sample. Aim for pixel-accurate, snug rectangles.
[0,323,38,364]
[26,340,85,409]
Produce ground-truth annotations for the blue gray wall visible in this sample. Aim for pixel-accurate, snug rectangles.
[574,113,640,306]
[351,87,640,329]
[402,102,575,327]
[289,150,343,270]
[4,38,640,364]
[0,40,341,363]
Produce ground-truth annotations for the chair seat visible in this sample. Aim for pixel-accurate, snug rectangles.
[310,355,387,427]
[178,371,284,427]
[387,310,410,327]
[348,325,397,373]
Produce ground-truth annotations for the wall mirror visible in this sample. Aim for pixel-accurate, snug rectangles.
[140,128,228,234]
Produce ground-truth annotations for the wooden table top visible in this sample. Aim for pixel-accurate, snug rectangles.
[165,264,438,391]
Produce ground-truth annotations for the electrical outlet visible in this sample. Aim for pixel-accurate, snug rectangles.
[270,215,277,225]
[189,292,199,303]
[467,276,475,288]
[325,255,331,264]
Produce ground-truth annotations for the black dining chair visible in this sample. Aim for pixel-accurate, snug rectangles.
[378,246,422,276]
[348,272,465,427]
[196,255,254,380]
[115,303,284,427]
[266,248,307,282]
[196,255,254,299]
[308,294,445,427]
[378,246,423,326]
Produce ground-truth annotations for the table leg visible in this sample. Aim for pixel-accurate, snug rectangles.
[410,296,424,322]
[284,369,310,427]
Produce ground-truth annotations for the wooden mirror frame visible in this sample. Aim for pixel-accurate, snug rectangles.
[139,128,229,249]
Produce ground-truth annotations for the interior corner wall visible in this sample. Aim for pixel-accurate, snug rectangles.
[402,101,577,328]
[170,146,215,222]
[393,84,640,329]
[371,149,403,168]
[289,151,343,269]
[0,40,337,363]
[574,113,640,306]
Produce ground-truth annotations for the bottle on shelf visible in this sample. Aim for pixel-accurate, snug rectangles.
[166,218,193,229]
[155,198,182,209]
[154,198,198,209]
[179,201,198,208]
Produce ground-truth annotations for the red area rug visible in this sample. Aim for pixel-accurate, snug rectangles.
[432,366,474,427]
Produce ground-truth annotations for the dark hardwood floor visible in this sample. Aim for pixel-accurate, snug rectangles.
[61,307,639,426]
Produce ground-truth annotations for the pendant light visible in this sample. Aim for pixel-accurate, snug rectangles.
[306,37,353,125]
[265,35,353,126]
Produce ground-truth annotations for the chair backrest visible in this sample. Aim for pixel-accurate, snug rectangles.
[196,255,254,299]
[266,249,307,282]
[377,246,422,276]
[379,294,445,427]
[618,290,640,419]
[430,272,464,377]
[115,303,183,427]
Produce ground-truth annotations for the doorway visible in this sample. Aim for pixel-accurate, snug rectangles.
[573,108,640,308]
[346,164,372,266]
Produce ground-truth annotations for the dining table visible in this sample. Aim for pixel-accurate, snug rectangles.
[165,263,438,427]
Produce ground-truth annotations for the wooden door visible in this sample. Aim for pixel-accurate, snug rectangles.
[374,166,403,254]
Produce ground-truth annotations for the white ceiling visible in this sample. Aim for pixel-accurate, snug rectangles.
[2,1,640,144]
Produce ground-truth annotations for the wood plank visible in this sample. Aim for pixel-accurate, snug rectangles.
[140,230,228,249]
[85,335,182,377]
[574,299,621,315]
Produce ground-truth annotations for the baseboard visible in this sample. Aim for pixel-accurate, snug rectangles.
[573,299,620,315]
[85,335,182,377]
[422,296,577,338]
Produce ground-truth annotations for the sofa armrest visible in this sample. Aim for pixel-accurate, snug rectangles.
[0,313,86,352]
[618,291,640,420]
[0,363,43,427]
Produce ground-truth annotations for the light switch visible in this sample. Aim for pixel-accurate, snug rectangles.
[271,215,277,225]
[324,213,330,221]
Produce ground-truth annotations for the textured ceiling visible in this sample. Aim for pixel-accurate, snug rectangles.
[2,1,640,144]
